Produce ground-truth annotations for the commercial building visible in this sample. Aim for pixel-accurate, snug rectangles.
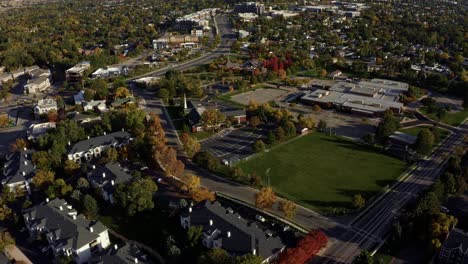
[186,99,246,132]
[301,79,408,116]
[23,198,110,264]
[87,162,132,204]
[180,201,285,262]
[1,148,34,195]
[234,2,265,15]
[33,98,58,118]
[27,122,56,141]
[67,131,131,163]
[153,33,200,50]
[91,67,126,79]
[66,61,91,84]
[439,228,468,264]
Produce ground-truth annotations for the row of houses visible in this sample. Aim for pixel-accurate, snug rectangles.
[0,65,52,94]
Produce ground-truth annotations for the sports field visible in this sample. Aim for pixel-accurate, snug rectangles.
[238,133,407,213]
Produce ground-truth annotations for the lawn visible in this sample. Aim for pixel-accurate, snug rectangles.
[191,130,215,141]
[420,107,468,126]
[399,126,450,144]
[237,133,407,213]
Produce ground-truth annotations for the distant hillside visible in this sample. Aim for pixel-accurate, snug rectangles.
[0,0,56,11]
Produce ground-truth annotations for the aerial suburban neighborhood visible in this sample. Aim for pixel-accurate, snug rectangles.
[0,0,467,264]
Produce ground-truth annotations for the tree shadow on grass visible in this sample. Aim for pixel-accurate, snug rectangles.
[301,199,350,210]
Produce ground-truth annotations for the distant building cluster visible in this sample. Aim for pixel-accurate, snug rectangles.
[153,32,200,50]
[301,79,408,116]
[0,65,51,94]
[234,2,265,15]
[174,8,217,31]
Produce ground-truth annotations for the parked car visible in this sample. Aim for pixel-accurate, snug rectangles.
[255,214,266,222]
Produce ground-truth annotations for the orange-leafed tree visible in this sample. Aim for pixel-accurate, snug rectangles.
[255,187,276,209]
[277,230,328,264]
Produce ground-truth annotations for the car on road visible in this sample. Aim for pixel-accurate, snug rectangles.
[255,214,266,223]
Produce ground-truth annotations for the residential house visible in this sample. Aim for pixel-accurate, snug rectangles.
[91,67,124,79]
[83,100,108,113]
[66,61,91,84]
[24,68,52,94]
[0,73,13,84]
[23,198,110,264]
[92,242,152,264]
[74,91,85,105]
[67,131,131,163]
[69,112,102,127]
[1,148,34,195]
[110,97,136,109]
[327,70,342,79]
[439,228,468,264]
[180,201,285,263]
[33,98,58,118]
[87,163,132,204]
[27,122,56,141]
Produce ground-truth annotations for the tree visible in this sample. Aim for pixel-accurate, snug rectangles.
[190,187,215,203]
[318,120,327,131]
[362,133,375,145]
[47,110,59,122]
[64,160,80,175]
[352,194,366,209]
[187,225,203,248]
[82,194,99,219]
[181,133,201,158]
[415,128,434,156]
[9,138,28,152]
[280,200,297,219]
[235,254,263,264]
[104,147,119,162]
[250,116,261,128]
[277,230,328,264]
[114,177,158,216]
[76,178,90,189]
[0,204,14,222]
[267,131,276,145]
[376,110,400,140]
[180,174,201,193]
[252,140,266,153]
[320,69,327,77]
[32,151,52,170]
[46,179,73,198]
[114,87,131,99]
[275,127,286,142]
[155,146,185,177]
[250,173,262,187]
[255,187,276,209]
[32,170,55,189]
[201,109,226,131]
[0,231,15,251]
[352,251,374,264]
[198,248,232,264]
[0,115,10,127]
[312,105,322,113]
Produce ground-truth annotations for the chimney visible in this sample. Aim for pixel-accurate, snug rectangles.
[59,206,63,211]
[103,132,106,135]
[122,128,125,132]
[87,136,90,139]
[209,219,213,226]
[92,165,96,170]
[111,180,115,186]
[252,249,256,255]
[24,161,28,165]
[23,147,27,151]
[90,227,94,233]
[46,198,50,203]
[114,244,118,250]
[22,171,26,176]
[134,258,138,264]
[68,141,71,146]
[102,172,106,178]
[72,215,76,220]
[189,207,192,213]
[227,231,231,238]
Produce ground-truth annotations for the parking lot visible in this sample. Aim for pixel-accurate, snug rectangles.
[231,88,289,105]
[200,127,267,164]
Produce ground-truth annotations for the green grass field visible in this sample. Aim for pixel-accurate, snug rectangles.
[237,133,407,213]
[420,107,468,126]
[399,126,450,144]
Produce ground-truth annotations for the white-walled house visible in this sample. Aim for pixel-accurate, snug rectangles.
[33,98,57,118]
[67,131,131,163]
[22,198,110,264]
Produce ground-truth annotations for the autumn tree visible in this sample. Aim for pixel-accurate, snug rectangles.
[277,230,328,264]
[252,140,266,153]
[181,174,201,193]
[255,187,276,209]
[352,195,366,209]
[0,204,14,222]
[0,115,9,127]
[32,170,55,189]
[201,109,226,131]
[0,231,15,251]
[280,200,297,220]
[114,87,131,99]
[155,146,185,177]
[181,133,201,158]
[64,160,80,175]
[46,179,73,198]
[250,116,261,128]
[190,187,215,203]
[9,138,28,152]
[104,147,119,162]
[32,151,52,170]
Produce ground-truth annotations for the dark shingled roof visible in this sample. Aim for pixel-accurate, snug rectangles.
[442,228,468,253]
[93,242,152,264]
[182,200,285,260]
[69,131,130,154]
[1,149,35,185]
[23,198,107,250]
[88,162,132,194]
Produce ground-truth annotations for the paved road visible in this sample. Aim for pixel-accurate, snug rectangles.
[312,122,467,263]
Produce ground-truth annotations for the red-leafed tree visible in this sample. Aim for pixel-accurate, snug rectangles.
[277,230,328,264]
